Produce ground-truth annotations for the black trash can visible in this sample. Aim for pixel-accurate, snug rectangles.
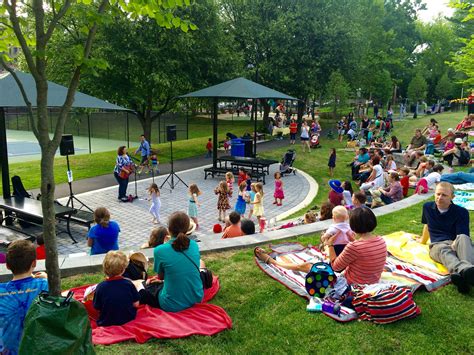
[242,138,253,157]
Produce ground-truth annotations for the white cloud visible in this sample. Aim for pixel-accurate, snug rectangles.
[418,0,454,22]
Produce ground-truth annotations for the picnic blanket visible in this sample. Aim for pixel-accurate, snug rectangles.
[255,239,450,322]
[452,182,474,190]
[453,191,474,210]
[68,276,232,345]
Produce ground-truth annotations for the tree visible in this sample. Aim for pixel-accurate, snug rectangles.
[326,70,350,117]
[407,71,428,103]
[435,71,454,99]
[0,0,193,295]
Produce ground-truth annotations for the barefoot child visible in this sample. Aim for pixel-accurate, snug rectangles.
[252,183,265,231]
[235,181,247,216]
[147,183,161,224]
[226,172,234,197]
[328,148,336,177]
[320,206,355,256]
[188,184,202,229]
[215,180,231,221]
[273,172,284,206]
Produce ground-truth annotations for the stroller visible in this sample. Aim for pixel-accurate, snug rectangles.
[310,133,321,148]
[279,149,297,175]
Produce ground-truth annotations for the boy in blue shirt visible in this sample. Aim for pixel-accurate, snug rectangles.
[93,251,140,326]
[0,240,48,354]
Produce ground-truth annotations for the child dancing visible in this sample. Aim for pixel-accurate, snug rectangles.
[252,182,265,232]
[147,183,161,224]
[273,172,284,206]
[234,181,247,216]
[188,184,202,229]
[215,180,231,221]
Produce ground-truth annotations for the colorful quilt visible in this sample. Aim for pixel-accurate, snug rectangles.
[256,240,450,322]
[453,191,474,210]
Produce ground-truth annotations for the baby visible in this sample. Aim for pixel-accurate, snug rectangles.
[320,206,355,256]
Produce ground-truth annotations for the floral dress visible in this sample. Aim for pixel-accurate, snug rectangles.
[215,188,231,211]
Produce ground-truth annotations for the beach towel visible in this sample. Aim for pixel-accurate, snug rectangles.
[453,191,474,210]
[255,241,450,322]
[67,276,232,345]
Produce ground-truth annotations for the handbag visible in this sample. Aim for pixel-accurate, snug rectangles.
[304,262,337,298]
[180,251,213,289]
[352,285,421,324]
[19,291,95,355]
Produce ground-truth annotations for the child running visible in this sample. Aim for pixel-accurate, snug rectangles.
[147,183,161,224]
[252,182,265,230]
[215,180,231,222]
[234,181,248,216]
[226,172,234,197]
[320,206,355,256]
[273,172,284,206]
[328,148,336,177]
[188,184,202,229]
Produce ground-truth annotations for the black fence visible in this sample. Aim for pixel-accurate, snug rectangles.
[4,108,189,152]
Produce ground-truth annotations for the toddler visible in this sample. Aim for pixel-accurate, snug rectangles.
[93,251,140,327]
[320,206,355,255]
[398,167,410,197]
[273,172,284,206]
[342,181,353,208]
[251,182,265,231]
[415,164,443,194]
[226,172,234,197]
[215,180,231,221]
[147,183,161,224]
[188,184,202,229]
[234,181,247,216]
[328,148,336,177]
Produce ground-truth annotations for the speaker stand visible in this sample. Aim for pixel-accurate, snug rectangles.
[160,140,187,190]
[65,155,93,212]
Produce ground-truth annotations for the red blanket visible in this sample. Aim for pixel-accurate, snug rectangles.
[69,277,232,345]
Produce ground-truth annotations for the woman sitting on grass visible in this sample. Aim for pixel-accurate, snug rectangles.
[254,208,387,286]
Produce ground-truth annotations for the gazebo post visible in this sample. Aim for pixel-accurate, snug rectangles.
[212,97,218,168]
[253,99,257,157]
[0,107,11,199]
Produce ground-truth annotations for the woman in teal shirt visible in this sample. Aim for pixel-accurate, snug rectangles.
[140,211,203,311]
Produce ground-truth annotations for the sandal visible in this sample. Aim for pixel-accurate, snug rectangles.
[254,247,272,264]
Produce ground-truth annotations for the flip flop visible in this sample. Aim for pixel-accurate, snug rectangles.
[254,247,272,264]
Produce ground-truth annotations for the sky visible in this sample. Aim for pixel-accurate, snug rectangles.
[418,0,455,22]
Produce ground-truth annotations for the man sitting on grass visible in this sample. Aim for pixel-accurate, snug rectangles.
[0,240,48,354]
[404,129,427,167]
[419,182,474,294]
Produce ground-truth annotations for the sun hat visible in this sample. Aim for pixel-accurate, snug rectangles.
[328,180,344,194]
[447,128,454,132]
[455,138,463,145]
[186,219,197,235]
[213,224,223,233]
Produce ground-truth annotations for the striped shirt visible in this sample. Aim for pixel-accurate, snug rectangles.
[331,236,387,285]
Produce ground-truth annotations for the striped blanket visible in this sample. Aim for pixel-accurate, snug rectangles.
[256,240,450,322]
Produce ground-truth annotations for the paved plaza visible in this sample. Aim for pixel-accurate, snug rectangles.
[51,164,312,256]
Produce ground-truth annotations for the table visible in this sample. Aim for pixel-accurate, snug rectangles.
[217,156,278,175]
[272,127,290,136]
[0,197,77,243]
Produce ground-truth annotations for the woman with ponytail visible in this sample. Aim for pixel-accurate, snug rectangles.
[139,211,204,311]
[87,207,120,255]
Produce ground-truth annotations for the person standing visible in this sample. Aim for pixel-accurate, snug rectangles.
[134,134,151,175]
[114,146,133,202]
[300,121,311,153]
[289,119,298,145]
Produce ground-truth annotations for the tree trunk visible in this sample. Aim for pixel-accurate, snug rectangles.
[297,100,305,122]
[40,146,61,295]
[261,99,271,129]
[143,107,153,143]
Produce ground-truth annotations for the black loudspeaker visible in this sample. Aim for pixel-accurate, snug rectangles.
[166,125,177,142]
[59,134,75,156]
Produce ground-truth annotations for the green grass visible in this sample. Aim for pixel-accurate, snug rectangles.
[56,111,474,354]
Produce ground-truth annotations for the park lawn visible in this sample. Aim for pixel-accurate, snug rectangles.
[61,200,474,354]
[2,118,255,195]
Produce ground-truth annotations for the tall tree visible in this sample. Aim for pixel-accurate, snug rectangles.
[407,71,428,103]
[0,0,192,295]
[326,70,350,117]
[435,71,454,100]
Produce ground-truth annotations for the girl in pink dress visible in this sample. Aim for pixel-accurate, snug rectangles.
[273,172,284,206]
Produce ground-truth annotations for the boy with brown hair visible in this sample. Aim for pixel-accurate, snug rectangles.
[93,251,140,326]
[0,240,48,354]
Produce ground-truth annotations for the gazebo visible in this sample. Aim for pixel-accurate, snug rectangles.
[180,77,298,169]
[0,70,130,199]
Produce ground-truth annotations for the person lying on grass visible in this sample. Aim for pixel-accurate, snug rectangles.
[255,207,387,286]
[418,182,474,294]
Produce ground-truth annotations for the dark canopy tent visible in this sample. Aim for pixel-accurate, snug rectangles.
[0,70,130,199]
[180,77,298,169]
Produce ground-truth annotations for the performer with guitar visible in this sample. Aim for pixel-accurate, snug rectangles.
[114,146,134,202]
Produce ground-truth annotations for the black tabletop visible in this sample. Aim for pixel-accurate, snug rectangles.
[0,197,75,218]
[218,155,278,165]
